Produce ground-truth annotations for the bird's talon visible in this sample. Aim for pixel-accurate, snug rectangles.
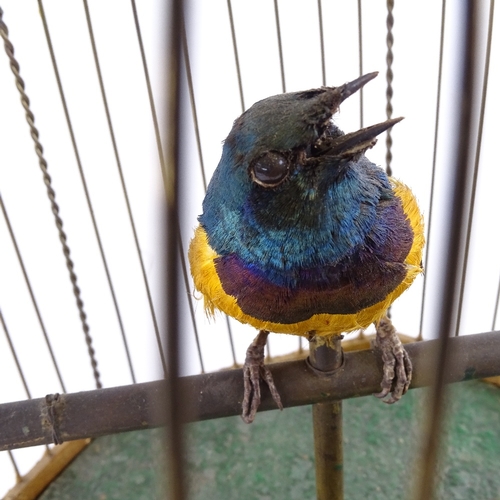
[373,316,413,404]
[383,396,398,405]
[260,365,283,410]
[241,330,282,423]
[373,389,390,399]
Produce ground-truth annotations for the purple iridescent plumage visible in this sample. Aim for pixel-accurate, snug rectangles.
[214,195,413,324]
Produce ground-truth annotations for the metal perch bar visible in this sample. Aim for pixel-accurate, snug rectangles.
[309,336,344,500]
[0,330,499,451]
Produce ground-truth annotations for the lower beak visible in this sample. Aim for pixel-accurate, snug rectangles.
[313,117,403,160]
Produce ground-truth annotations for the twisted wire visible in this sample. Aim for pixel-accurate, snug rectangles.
[385,0,394,177]
[0,6,101,388]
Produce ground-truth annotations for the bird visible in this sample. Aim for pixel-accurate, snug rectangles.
[189,72,424,423]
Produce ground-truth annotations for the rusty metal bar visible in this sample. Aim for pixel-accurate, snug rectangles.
[1,331,500,452]
[416,2,481,499]
[309,336,344,500]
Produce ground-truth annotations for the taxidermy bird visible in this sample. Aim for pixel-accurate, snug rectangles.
[189,72,424,423]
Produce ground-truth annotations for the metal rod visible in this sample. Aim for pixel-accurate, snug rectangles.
[82,0,166,377]
[226,0,245,112]
[273,0,286,93]
[178,237,205,373]
[418,0,447,341]
[0,192,66,391]
[181,18,207,191]
[163,0,186,497]
[416,2,480,498]
[180,16,237,367]
[1,330,500,451]
[309,336,344,500]
[357,0,364,128]
[453,0,495,337]
[492,278,500,331]
[7,450,21,481]
[128,1,205,374]
[0,308,32,398]
[317,0,326,86]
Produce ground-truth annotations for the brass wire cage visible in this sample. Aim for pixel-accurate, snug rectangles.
[1,1,500,499]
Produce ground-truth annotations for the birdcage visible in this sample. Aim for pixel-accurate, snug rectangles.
[1,1,500,499]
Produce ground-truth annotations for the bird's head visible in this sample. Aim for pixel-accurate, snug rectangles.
[220,72,401,192]
[201,72,402,262]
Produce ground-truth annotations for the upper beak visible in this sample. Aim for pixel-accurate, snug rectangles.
[337,72,379,104]
[319,72,379,114]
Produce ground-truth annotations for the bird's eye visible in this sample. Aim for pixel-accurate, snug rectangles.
[250,152,289,187]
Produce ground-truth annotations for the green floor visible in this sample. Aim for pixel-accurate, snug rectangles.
[40,380,500,500]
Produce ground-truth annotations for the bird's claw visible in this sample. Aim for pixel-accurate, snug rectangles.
[241,330,283,423]
[373,316,412,404]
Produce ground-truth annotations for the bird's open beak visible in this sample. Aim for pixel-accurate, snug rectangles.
[308,72,403,160]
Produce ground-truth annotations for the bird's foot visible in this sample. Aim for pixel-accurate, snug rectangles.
[373,316,412,404]
[241,330,283,423]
